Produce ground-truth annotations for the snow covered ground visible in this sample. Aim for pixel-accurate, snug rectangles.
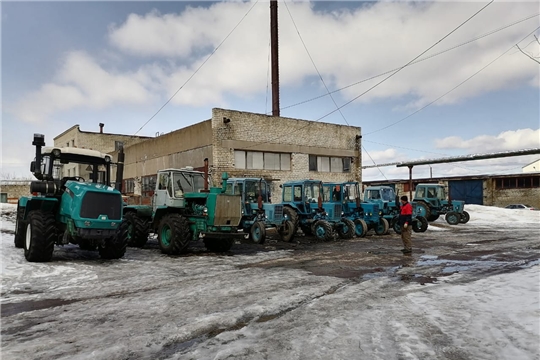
[1,204,539,360]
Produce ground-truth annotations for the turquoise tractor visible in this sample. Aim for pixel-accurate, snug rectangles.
[280,180,354,242]
[225,178,295,243]
[412,183,469,225]
[14,134,127,262]
[324,182,389,237]
[363,185,428,234]
[121,160,243,254]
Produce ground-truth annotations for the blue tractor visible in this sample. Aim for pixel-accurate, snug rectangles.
[121,160,244,254]
[363,185,428,234]
[324,182,389,237]
[412,183,469,225]
[14,134,127,262]
[225,178,295,243]
[280,180,354,242]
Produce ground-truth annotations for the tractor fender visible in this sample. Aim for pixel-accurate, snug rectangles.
[19,196,58,220]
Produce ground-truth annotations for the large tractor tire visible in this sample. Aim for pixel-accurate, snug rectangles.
[14,205,26,248]
[393,219,402,234]
[250,221,266,244]
[337,219,355,239]
[204,238,234,253]
[445,212,460,225]
[413,216,428,233]
[99,221,129,259]
[124,212,150,248]
[427,214,440,222]
[354,219,368,238]
[278,220,295,242]
[157,214,191,255]
[460,211,470,224]
[283,207,299,234]
[24,210,56,262]
[313,220,334,242]
[415,202,431,220]
[374,218,389,235]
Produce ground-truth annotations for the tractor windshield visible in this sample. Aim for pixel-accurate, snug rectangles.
[172,172,206,197]
[365,189,381,200]
[305,183,322,203]
[380,187,395,201]
[245,181,269,203]
[323,184,342,202]
[343,183,359,203]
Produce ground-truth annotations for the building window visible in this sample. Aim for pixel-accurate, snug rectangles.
[495,176,540,189]
[66,142,69,147]
[234,150,291,171]
[124,179,135,194]
[71,140,75,147]
[309,155,351,173]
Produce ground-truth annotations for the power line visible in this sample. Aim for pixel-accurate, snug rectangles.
[242,0,494,150]
[363,25,540,136]
[133,0,260,135]
[276,12,538,113]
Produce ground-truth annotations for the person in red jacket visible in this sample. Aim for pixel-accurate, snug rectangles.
[399,195,413,254]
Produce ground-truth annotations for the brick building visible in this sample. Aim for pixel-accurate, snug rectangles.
[363,172,540,208]
[116,108,362,204]
[53,124,150,181]
[0,180,32,203]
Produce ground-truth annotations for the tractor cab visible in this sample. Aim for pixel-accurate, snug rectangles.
[281,180,325,215]
[226,178,270,215]
[414,184,446,207]
[153,168,209,211]
[364,186,396,203]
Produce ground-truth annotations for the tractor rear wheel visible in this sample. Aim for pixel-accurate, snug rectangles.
[99,221,128,259]
[24,210,56,262]
[283,207,299,234]
[393,219,402,234]
[313,220,334,242]
[415,202,431,219]
[460,211,470,224]
[158,214,191,255]
[337,219,355,239]
[374,218,389,235]
[278,220,295,242]
[14,205,26,248]
[445,212,460,225]
[250,221,266,244]
[354,219,368,238]
[204,238,234,253]
[413,216,428,232]
[427,214,440,222]
[124,212,149,248]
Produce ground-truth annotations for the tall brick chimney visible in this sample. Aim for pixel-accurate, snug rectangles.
[99,123,104,133]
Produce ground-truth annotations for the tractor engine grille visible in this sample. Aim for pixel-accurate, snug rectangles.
[214,194,242,226]
[333,204,342,219]
[274,205,283,220]
[80,192,122,220]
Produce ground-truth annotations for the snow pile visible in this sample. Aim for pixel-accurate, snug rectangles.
[465,204,540,226]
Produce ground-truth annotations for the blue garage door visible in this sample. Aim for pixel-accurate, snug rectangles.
[449,180,483,205]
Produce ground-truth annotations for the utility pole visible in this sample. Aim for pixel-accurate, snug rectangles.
[270,0,280,116]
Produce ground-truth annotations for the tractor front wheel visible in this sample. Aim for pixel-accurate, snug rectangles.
[24,210,56,262]
[374,218,389,235]
[278,220,295,242]
[337,219,355,239]
[445,212,460,225]
[460,211,470,224]
[124,212,150,248]
[250,221,266,244]
[413,216,428,232]
[393,219,402,234]
[283,207,299,234]
[99,222,128,259]
[14,205,26,248]
[313,220,334,242]
[158,214,191,255]
[204,238,234,253]
[354,219,368,238]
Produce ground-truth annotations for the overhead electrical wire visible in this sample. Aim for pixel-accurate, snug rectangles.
[133,0,260,135]
[242,0,494,151]
[283,0,388,180]
[276,12,538,113]
[364,25,540,136]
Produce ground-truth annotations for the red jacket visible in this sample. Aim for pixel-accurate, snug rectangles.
[400,202,412,216]
[399,202,413,226]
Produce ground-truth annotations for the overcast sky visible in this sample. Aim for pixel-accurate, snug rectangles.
[2,1,539,181]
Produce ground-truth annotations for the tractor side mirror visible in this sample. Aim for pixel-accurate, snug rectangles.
[30,161,36,173]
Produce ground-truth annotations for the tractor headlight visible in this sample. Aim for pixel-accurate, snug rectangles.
[341,211,344,216]
[104,155,112,163]
[369,212,372,216]
[284,214,288,219]
[379,211,382,216]
[52,148,61,157]
[203,207,208,214]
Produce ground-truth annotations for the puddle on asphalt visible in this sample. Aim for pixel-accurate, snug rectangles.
[1,298,79,317]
